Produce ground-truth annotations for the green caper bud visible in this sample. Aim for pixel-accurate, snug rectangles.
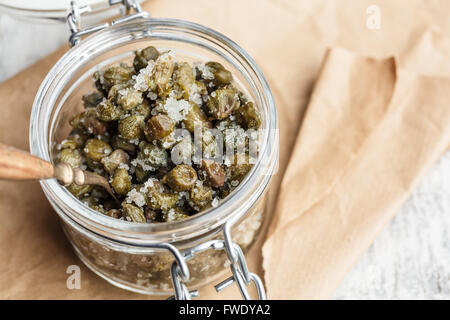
[154,53,174,96]
[145,114,174,141]
[189,184,213,210]
[162,207,190,222]
[145,191,179,211]
[174,62,195,96]
[60,129,89,150]
[101,149,129,174]
[59,148,83,168]
[69,112,84,130]
[82,91,104,108]
[83,109,108,135]
[117,87,144,111]
[234,101,261,129]
[133,46,160,71]
[102,66,133,91]
[67,184,93,198]
[206,89,240,120]
[163,164,198,191]
[134,164,151,183]
[201,159,225,187]
[205,61,233,85]
[111,168,132,196]
[118,115,144,140]
[122,203,146,223]
[111,134,137,154]
[138,142,168,170]
[96,99,124,121]
[227,154,252,182]
[132,99,152,120]
[83,138,112,161]
[182,102,211,133]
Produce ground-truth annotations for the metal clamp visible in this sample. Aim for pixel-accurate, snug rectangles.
[66,0,149,46]
[167,220,267,300]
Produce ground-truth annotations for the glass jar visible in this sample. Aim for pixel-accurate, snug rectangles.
[29,15,278,297]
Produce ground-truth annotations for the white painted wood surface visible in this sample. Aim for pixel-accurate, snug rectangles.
[1,12,449,300]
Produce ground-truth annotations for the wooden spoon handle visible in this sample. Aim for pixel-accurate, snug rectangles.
[0,143,54,181]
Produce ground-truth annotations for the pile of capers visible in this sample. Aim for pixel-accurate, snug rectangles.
[56,46,261,223]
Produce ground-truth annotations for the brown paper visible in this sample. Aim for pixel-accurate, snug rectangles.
[262,48,450,299]
[1,0,450,299]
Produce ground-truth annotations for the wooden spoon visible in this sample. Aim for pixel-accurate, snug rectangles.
[0,143,117,200]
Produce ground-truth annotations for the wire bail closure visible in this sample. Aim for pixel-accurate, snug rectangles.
[167,219,267,300]
[66,0,149,46]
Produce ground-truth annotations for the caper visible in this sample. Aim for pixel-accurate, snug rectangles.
[133,46,160,71]
[227,154,252,182]
[154,53,174,97]
[122,203,146,223]
[163,164,197,191]
[102,66,133,91]
[145,114,174,141]
[206,89,240,120]
[117,87,143,111]
[201,159,225,187]
[82,91,104,109]
[96,99,124,121]
[60,129,89,150]
[174,62,195,97]
[189,184,213,210]
[118,115,144,140]
[234,101,261,129]
[67,184,93,198]
[144,181,179,210]
[205,61,233,85]
[162,207,190,222]
[101,149,129,174]
[59,148,83,168]
[182,102,211,133]
[132,99,152,120]
[111,134,137,154]
[111,168,132,196]
[83,138,112,161]
[83,109,108,135]
[138,142,168,170]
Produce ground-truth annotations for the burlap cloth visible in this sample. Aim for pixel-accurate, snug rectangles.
[1,0,450,299]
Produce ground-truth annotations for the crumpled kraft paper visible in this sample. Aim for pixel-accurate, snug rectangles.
[1,0,450,299]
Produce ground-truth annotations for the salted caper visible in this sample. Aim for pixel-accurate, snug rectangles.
[101,149,129,174]
[189,184,213,210]
[206,89,240,120]
[82,91,103,109]
[133,46,160,71]
[118,115,144,140]
[111,168,132,196]
[96,99,124,121]
[182,102,211,133]
[234,101,261,129]
[59,148,83,168]
[205,61,233,85]
[122,203,146,223]
[83,138,112,161]
[145,114,174,141]
[163,164,197,191]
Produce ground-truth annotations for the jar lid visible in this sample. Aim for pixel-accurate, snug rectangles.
[0,0,145,23]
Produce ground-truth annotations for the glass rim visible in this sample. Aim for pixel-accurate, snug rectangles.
[29,17,278,244]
